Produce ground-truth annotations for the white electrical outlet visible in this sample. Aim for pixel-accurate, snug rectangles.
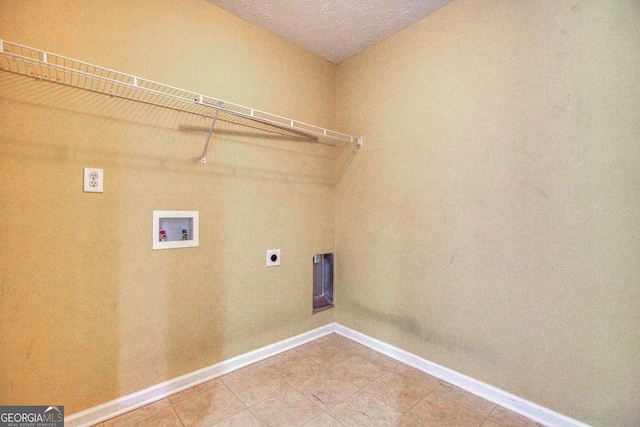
[84,168,103,193]
[266,249,281,267]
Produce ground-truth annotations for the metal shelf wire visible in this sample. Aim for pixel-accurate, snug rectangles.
[0,39,362,157]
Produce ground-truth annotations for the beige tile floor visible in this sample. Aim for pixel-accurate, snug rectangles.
[92,334,544,427]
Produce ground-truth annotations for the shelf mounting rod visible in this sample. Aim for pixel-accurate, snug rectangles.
[200,101,223,163]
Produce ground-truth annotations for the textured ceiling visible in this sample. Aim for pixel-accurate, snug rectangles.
[206,0,454,64]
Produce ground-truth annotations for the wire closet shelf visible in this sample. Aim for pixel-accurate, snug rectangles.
[0,39,362,161]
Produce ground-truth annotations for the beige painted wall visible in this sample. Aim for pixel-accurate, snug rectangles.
[335,1,640,426]
[0,0,340,413]
[2,0,639,425]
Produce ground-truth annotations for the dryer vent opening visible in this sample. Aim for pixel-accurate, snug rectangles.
[313,253,334,313]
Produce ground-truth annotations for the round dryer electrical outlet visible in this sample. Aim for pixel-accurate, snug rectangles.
[266,249,280,267]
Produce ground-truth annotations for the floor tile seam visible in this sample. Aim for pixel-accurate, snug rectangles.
[486,403,537,427]
[225,377,330,420]
[99,333,537,427]
[481,409,540,427]
[242,405,267,426]
[383,370,436,395]
[422,386,496,426]
[231,383,283,408]
[365,380,432,418]
[304,412,348,427]
[107,403,177,427]
[391,368,440,392]
[324,368,363,390]
[273,369,375,419]
[284,378,349,414]
[295,338,444,424]
[304,350,352,366]
[356,388,407,413]
[433,379,495,409]
[331,354,391,372]
[190,380,253,419]
[481,412,523,427]
[480,417,498,427]
[268,365,408,425]
[260,357,335,394]
[104,399,171,427]
[216,383,258,415]
[394,417,424,427]
[245,394,325,427]
[170,336,475,426]
[333,335,542,427]
[365,358,403,372]
[395,416,427,427]
[269,353,327,376]
[217,366,271,391]
[402,408,426,426]
[428,383,497,419]
[260,347,304,367]
[313,356,352,369]
[358,346,402,369]
[485,404,501,420]
[171,391,248,427]
[166,379,226,407]
[346,362,390,389]
[211,408,267,427]
[403,398,485,427]
[168,380,235,406]
[166,404,187,427]
[305,380,361,412]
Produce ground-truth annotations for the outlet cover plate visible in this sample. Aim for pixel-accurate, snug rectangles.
[84,167,103,193]
[266,249,280,267]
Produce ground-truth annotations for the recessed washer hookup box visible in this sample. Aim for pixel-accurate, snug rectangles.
[153,211,199,250]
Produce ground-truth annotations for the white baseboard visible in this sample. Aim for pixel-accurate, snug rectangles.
[65,324,335,427]
[334,324,592,427]
[67,322,591,427]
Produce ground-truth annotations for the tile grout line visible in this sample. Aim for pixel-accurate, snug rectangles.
[168,405,186,427]
[259,343,388,426]
[95,331,547,427]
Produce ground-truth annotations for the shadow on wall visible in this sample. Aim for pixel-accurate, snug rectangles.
[0,72,349,187]
[0,93,121,410]
[334,139,360,184]
[343,299,510,374]
[0,70,356,413]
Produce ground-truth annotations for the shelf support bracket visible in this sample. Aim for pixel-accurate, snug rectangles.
[200,101,223,163]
